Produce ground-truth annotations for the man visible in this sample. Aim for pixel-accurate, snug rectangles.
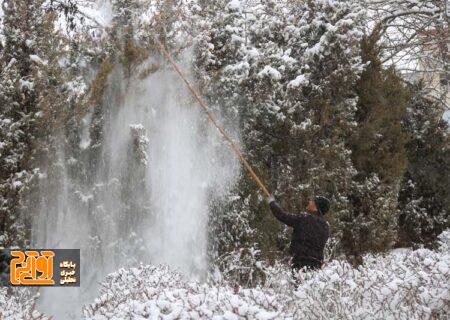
[267,195,330,271]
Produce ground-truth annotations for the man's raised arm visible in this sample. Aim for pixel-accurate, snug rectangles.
[268,198,302,227]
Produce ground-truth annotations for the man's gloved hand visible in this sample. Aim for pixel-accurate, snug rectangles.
[266,195,275,204]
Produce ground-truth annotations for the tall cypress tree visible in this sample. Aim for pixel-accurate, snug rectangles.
[398,85,450,246]
[340,36,410,261]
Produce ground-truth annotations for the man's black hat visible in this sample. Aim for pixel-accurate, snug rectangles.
[314,196,330,215]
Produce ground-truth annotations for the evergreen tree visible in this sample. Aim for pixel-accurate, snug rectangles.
[81,0,194,265]
[195,0,365,263]
[398,85,450,246]
[248,0,364,260]
[340,36,410,261]
[0,0,68,247]
[193,0,255,261]
[1,0,446,279]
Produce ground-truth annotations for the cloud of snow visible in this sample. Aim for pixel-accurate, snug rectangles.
[96,0,113,27]
[32,47,239,320]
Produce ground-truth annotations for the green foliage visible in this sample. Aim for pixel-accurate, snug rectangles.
[1,0,447,274]
[398,85,450,246]
[195,0,365,262]
[90,59,114,107]
[121,40,149,77]
[351,38,410,184]
[337,36,411,261]
[0,0,69,247]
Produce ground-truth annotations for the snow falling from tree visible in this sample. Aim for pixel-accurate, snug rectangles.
[0,0,449,319]
[32,47,240,319]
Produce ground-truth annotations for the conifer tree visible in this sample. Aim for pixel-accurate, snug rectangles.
[0,0,68,247]
[247,0,364,259]
[193,0,255,260]
[398,85,450,246]
[340,36,410,261]
[195,0,365,262]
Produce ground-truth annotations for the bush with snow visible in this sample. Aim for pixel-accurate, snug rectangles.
[0,288,48,320]
[0,232,447,319]
[83,231,450,319]
[83,264,285,320]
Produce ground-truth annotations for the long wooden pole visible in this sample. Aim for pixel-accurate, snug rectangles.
[154,39,271,198]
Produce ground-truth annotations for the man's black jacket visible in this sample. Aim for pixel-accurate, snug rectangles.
[269,201,330,264]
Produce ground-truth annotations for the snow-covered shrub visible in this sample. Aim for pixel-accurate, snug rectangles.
[0,288,48,320]
[83,265,285,320]
[211,247,270,288]
[293,247,449,318]
[84,230,450,319]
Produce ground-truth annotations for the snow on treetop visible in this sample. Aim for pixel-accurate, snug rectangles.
[227,0,242,12]
[288,74,308,88]
[258,66,282,81]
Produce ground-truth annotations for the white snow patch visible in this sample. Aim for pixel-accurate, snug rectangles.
[288,74,308,88]
[258,66,281,80]
[29,55,47,65]
[80,230,450,319]
[227,0,241,11]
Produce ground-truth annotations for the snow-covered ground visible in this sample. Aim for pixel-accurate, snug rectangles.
[83,231,450,319]
[1,231,449,319]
